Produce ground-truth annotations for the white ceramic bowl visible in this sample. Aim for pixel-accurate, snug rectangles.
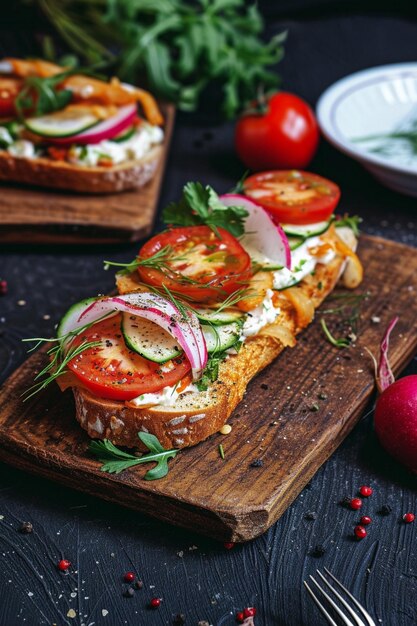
[317,63,417,197]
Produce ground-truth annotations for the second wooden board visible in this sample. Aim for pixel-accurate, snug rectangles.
[0,104,174,245]
[0,235,416,541]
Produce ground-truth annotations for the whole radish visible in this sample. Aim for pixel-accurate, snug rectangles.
[374,375,417,472]
[373,317,417,473]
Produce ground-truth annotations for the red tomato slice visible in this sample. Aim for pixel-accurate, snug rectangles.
[243,170,341,225]
[138,226,251,303]
[67,315,190,401]
[0,77,23,117]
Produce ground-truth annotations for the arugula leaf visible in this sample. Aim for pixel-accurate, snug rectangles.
[33,0,286,118]
[89,432,179,480]
[163,182,248,237]
[334,215,362,237]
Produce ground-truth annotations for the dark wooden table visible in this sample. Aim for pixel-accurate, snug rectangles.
[1,5,417,625]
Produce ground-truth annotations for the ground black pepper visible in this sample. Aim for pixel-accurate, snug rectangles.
[123,587,135,598]
[250,459,263,468]
[304,512,317,521]
[260,383,269,390]
[173,614,186,625]
[378,505,392,516]
[18,521,33,534]
[309,544,326,557]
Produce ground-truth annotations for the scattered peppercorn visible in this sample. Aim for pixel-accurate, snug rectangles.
[250,459,263,468]
[378,505,392,516]
[349,498,363,511]
[309,403,320,412]
[318,392,327,400]
[0,280,7,295]
[360,516,372,526]
[123,572,135,583]
[305,512,317,521]
[260,383,269,390]
[359,486,373,497]
[150,597,161,609]
[224,542,235,550]
[123,587,135,598]
[173,614,186,625]
[18,521,33,534]
[354,525,367,540]
[403,513,415,523]
[57,559,71,571]
[309,544,326,557]
[340,496,351,508]
[135,580,144,590]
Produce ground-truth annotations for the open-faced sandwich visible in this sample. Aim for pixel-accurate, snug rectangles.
[0,58,164,193]
[26,171,363,455]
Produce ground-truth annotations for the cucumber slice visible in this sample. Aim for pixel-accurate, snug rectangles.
[195,307,245,325]
[287,236,305,251]
[57,297,101,339]
[111,125,136,143]
[122,313,182,364]
[202,322,242,353]
[282,219,332,238]
[25,109,100,138]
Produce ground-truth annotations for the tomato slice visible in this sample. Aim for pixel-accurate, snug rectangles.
[67,315,190,401]
[0,77,23,117]
[137,226,252,303]
[243,170,341,225]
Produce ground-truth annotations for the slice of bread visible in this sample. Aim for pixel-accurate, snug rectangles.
[73,231,354,449]
[0,145,163,194]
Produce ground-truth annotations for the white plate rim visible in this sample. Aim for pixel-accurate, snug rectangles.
[316,62,417,176]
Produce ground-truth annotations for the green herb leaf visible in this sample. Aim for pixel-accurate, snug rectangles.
[35,0,286,118]
[320,318,351,349]
[334,215,362,237]
[163,182,248,237]
[89,432,179,480]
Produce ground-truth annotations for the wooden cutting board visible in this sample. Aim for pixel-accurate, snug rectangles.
[0,104,174,245]
[0,235,416,542]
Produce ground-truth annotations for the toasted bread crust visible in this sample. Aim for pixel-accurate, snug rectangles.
[0,145,162,193]
[73,244,348,449]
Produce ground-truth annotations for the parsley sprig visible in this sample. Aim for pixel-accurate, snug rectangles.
[162,182,249,238]
[89,432,179,480]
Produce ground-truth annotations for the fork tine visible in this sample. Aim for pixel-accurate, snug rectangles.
[316,570,367,626]
[309,575,356,626]
[323,567,376,626]
[303,581,339,626]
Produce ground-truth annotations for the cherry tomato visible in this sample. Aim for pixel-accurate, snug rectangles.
[68,315,190,401]
[138,226,251,303]
[0,77,23,117]
[243,170,340,225]
[235,92,319,171]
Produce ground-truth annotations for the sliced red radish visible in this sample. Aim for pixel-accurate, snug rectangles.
[49,104,137,145]
[220,193,291,269]
[58,292,207,381]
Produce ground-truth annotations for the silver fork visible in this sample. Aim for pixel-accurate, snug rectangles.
[304,567,376,626]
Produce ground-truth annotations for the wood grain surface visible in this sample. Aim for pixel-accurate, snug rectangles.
[0,104,175,245]
[0,234,416,542]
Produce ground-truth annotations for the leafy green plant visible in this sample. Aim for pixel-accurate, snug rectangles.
[31,0,286,117]
[89,432,179,479]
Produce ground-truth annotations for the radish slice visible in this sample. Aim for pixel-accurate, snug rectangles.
[220,193,291,269]
[378,316,399,392]
[49,104,138,146]
[59,293,207,381]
